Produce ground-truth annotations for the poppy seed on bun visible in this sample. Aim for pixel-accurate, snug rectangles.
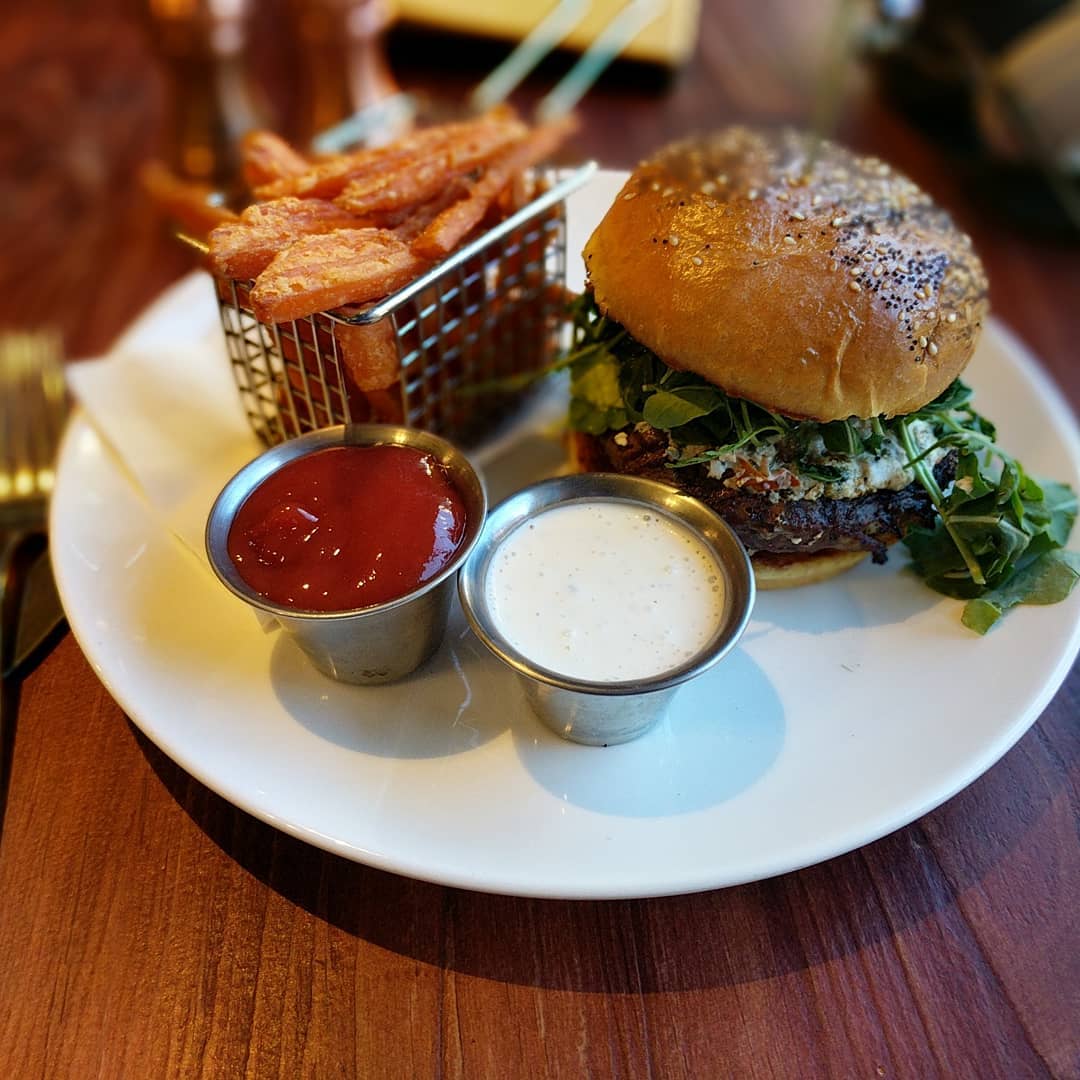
[583,127,988,423]
[570,128,988,588]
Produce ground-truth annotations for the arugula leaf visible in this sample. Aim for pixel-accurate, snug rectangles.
[642,386,729,428]
[914,379,975,415]
[568,395,627,435]
[1036,480,1079,547]
[898,404,1079,625]
[961,550,1080,634]
[797,461,847,483]
[568,293,793,459]
[565,292,1078,630]
[864,416,887,454]
[821,420,865,455]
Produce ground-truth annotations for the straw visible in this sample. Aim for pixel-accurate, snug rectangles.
[535,0,666,122]
[469,0,591,114]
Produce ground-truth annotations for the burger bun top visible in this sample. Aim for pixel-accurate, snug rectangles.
[583,128,988,422]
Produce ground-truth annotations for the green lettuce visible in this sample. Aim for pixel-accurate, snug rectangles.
[565,293,1079,632]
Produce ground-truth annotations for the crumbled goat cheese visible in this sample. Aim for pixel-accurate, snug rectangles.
[684,419,945,501]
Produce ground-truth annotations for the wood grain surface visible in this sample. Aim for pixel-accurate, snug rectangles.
[1,1,1077,1077]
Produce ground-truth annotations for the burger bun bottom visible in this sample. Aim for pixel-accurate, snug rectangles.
[751,549,868,590]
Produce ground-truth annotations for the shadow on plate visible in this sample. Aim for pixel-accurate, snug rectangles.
[753,560,941,635]
[477,428,571,506]
[268,604,511,759]
[267,574,784,805]
[511,647,785,817]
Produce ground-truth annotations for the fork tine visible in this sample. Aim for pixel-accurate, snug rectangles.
[0,344,11,501]
[23,338,46,495]
[0,330,68,515]
[35,333,66,494]
[12,337,36,498]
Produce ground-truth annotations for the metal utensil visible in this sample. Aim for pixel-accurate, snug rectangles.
[3,541,65,678]
[1,330,69,831]
[191,160,594,451]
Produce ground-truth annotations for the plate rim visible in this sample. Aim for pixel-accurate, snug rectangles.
[51,228,1080,900]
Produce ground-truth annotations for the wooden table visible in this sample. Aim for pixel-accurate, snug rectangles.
[2,2,1077,1076]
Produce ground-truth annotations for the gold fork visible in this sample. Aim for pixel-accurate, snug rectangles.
[0,331,67,524]
[1,330,69,833]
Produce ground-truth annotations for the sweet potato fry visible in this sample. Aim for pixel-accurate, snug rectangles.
[139,160,238,239]
[335,318,401,391]
[208,197,367,280]
[241,131,309,188]
[363,387,406,424]
[334,119,527,217]
[253,110,525,201]
[410,117,576,260]
[249,228,429,323]
[390,179,472,242]
[334,157,451,218]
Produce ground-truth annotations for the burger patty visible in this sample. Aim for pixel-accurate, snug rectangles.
[574,427,957,564]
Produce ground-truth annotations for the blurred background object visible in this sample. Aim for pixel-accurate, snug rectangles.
[144,0,268,195]
[971,3,1080,172]
[1,328,70,838]
[394,0,699,67]
[312,0,671,152]
[291,0,403,147]
[141,0,685,175]
[866,0,1080,232]
[0,13,167,344]
[5,0,1077,363]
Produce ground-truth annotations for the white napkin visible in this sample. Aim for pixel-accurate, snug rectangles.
[66,273,263,570]
[65,249,586,580]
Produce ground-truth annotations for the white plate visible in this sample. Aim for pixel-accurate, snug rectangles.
[51,173,1080,899]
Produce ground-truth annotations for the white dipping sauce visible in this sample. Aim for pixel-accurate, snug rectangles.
[484,500,725,682]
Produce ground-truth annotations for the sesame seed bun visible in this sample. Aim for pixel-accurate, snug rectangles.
[583,128,988,422]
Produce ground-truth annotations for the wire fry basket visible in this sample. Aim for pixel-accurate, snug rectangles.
[213,163,596,448]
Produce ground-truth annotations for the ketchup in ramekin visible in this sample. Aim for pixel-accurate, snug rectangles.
[206,424,485,685]
[227,444,467,612]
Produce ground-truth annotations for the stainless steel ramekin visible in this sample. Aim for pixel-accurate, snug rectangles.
[457,473,755,745]
[206,424,486,685]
